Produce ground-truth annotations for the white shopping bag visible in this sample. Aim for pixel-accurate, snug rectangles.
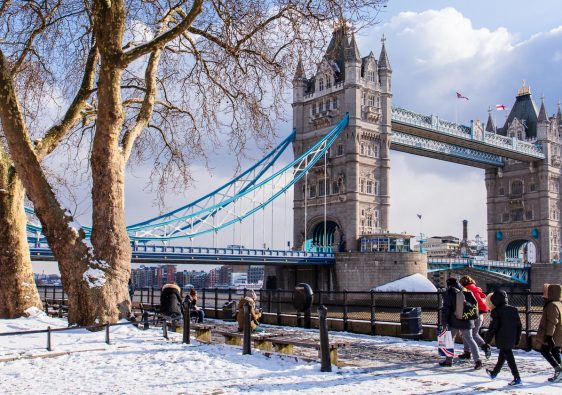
[437,329,454,358]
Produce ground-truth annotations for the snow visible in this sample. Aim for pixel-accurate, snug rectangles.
[373,273,438,292]
[1,314,561,394]
[82,267,106,288]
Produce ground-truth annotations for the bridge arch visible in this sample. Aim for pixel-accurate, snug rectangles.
[504,239,537,263]
[305,216,342,252]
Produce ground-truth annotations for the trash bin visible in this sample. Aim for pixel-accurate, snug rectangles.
[222,300,237,321]
[400,307,422,340]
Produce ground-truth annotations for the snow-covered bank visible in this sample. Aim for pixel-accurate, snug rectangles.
[1,314,561,394]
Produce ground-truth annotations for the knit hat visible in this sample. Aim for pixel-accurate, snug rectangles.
[446,277,458,287]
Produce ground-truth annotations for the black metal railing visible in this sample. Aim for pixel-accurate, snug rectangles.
[37,286,545,336]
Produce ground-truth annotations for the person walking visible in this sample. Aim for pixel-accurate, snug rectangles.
[439,277,482,369]
[533,283,562,382]
[459,275,491,359]
[484,290,522,386]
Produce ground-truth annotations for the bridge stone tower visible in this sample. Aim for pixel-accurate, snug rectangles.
[486,83,562,263]
[292,27,392,252]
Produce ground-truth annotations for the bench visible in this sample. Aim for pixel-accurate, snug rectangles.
[214,330,283,351]
[269,338,348,365]
[190,323,215,343]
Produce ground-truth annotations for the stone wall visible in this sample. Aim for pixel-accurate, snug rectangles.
[530,264,562,292]
[333,252,427,291]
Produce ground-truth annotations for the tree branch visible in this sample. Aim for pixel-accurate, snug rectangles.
[121,0,204,65]
[34,45,99,159]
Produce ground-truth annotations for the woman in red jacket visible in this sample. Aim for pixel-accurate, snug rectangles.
[459,275,491,359]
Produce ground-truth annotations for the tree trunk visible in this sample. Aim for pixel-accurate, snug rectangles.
[0,172,43,318]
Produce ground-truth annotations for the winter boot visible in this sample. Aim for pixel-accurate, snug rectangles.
[481,344,492,359]
[486,369,497,379]
[549,366,562,383]
[508,377,522,386]
[439,359,453,367]
[474,360,483,370]
[458,351,471,359]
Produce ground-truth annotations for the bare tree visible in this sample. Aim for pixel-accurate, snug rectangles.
[0,0,387,325]
[0,0,97,318]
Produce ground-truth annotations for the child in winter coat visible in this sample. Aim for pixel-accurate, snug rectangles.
[484,290,522,386]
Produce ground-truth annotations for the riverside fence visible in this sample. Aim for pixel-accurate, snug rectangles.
[37,286,545,336]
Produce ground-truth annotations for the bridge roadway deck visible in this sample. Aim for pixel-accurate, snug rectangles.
[29,247,336,265]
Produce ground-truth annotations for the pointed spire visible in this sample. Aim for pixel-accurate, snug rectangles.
[538,95,548,122]
[485,106,496,133]
[293,53,305,80]
[345,32,361,62]
[378,35,391,71]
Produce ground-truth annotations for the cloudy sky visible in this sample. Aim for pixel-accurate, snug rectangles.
[35,1,562,276]
[121,1,562,248]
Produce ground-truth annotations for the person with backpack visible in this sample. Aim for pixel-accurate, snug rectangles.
[459,275,491,359]
[533,283,562,383]
[439,277,482,369]
[483,290,522,386]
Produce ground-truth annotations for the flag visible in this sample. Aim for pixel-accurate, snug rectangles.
[416,214,422,219]
[456,92,469,100]
[495,104,507,111]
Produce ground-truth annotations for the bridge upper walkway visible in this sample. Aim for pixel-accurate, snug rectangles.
[391,106,545,168]
[428,257,532,283]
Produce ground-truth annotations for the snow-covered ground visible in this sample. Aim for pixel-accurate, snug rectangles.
[373,273,438,292]
[1,310,561,394]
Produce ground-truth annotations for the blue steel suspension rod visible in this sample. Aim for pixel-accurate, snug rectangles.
[129,114,349,241]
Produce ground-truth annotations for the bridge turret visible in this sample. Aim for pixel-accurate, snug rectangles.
[536,96,549,141]
[292,55,307,132]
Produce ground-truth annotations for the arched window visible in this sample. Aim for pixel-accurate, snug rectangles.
[360,143,365,155]
[319,78,324,91]
[511,180,523,196]
[326,75,332,89]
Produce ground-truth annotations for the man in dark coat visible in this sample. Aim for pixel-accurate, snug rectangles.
[439,277,482,369]
[484,290,522,386]
[533,283,562,382]
[160,283,183,318]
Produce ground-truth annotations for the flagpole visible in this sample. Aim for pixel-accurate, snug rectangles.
[455,99,458,125]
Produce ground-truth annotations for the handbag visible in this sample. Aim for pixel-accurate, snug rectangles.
[438,329,455,357]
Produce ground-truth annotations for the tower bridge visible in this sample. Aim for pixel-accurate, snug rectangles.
[25,27,562,290]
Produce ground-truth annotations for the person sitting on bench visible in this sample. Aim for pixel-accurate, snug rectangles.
[184,288,205,323]
[237,290,263,332]
[160,283,183,320]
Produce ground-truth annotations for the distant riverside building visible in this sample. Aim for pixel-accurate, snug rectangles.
[418,236,460,258]
[247,265,265,285]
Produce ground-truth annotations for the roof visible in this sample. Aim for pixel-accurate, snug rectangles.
[497,91,539,138]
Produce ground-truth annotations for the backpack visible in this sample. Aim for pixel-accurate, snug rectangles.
[454,288,478,321]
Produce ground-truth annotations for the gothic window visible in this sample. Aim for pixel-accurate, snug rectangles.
[526,210,533,220]
[361,209,365,216]
[360,143,365,155]
[336,144,344,156]
[332,97,338,109]
[550,179,560,193]
[319,101,324,112]
[499,187,505,196]
[318,179,327,197]
[511,209,524,222]
[361,219,365,233]
[368,95,375,107]
[326,76,332,89]
[360,178,365,193]
[511,180,523,196]
[331,180,339,195]
[374,143,380,158]
[374,180,380,195]
[366,180,373,194]
[367,215,373,228]
[319,78,324,91]
[362,93,366,106]
[367,70,376,82]
[312,103,316,115]
[530,183,536,192]
[368,144,374,157]
[308,185,316,198]
[374,210,379,228]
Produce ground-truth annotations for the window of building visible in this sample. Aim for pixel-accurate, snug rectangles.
[511,209,524,222]
[312,103,316,115]
[326,76,332,89]
[318,179,327,197]
[374,210,379,228]
[499,187,505,196]
[367,70,376,82]
[511,180,523,196]
[502,213,510,222]
[526,210,533,220]
[368,144,374,157]
[360,178,365,193]
[530,183,536,192]
[332,97,338,109]
[319,101,324,112]
[308,185,316,198]
[360,143,365,155]
[319,78,324,91]
[367,215,373,228]
[374,180,380,195]
[368,95,375,107]
[336,144,344,156]
[366,180,373,194]
[374,143,380,158]
[362,93,366,106]
[331,180,339,195]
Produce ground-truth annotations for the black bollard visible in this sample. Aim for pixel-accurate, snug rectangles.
[163,319,168,340]
[304,306,311,329]
[318,305,331,372]
[47,326,52,351]
[105,323,110,345]
[243,303,251,355]
[183,303,191,344]
[142,312,149,330]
